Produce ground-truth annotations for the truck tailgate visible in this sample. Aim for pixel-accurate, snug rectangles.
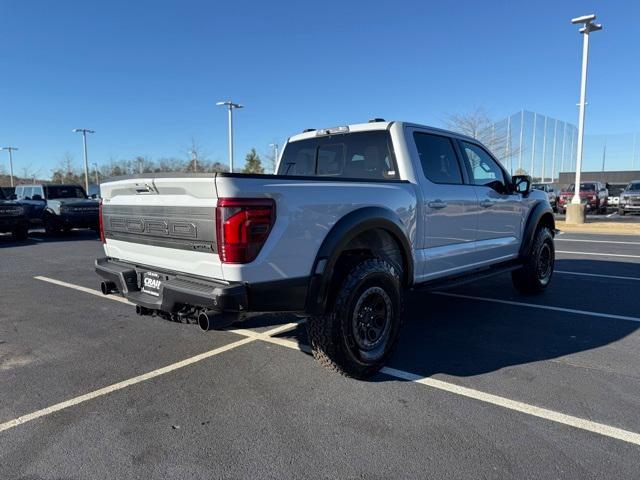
[100,176,222,280]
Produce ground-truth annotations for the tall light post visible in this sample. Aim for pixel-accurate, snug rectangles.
[569,14,602,217]
[72,128,95,192]
[216,101,243,173]
[269,143,279,173]
[1,147,18,187]
[92,162,100,186]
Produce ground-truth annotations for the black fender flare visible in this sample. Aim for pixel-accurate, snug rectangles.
[519,201,555,258]
[305,206,413,315]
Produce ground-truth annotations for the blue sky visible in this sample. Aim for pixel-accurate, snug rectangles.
[1,0,638,176]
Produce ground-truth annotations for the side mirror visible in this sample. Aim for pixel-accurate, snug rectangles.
[90,194,98,199]
[512,175,531,195]
[32,194,43,201]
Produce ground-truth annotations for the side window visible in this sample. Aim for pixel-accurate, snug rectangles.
[15,186,23,199]
[461,142,506,193]
[413,132,463,184]
[23,187,34,199]
[32,186,44,199]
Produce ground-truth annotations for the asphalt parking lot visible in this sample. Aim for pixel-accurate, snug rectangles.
[1,229,639,479]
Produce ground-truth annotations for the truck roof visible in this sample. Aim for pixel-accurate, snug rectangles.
[287,120,477,144]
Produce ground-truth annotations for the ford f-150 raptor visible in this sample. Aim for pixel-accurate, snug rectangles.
[96,120,555,378]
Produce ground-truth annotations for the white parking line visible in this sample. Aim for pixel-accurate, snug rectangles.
[380,367,640,447]
[246,332,640,447]
[35,276,133,305]
[556,238,640,245]
[0,316,301,434]
[0,337,256,433]
[555,270,640,282]
[21,276,640,447]
[557,250,640,259]
[432,291,640,323]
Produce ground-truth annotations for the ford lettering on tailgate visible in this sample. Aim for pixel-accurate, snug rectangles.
[102,204,216,252]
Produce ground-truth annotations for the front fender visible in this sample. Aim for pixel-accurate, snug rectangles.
[519,201,555,258]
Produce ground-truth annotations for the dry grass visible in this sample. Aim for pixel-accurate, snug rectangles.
[556,220,640,236]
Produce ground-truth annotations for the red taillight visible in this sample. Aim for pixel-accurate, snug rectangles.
[98,201,106,243]
[216,198,275,264]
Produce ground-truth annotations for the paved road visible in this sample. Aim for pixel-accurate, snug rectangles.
[1,230,639,479]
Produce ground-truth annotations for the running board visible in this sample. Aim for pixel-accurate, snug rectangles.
[413,260,521,292]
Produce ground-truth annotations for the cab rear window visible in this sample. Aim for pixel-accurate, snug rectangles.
[277,131,398,180]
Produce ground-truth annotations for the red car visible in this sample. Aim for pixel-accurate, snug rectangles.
[557,182,608,214]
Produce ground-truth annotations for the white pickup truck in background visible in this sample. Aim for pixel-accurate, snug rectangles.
[96,120,555,378]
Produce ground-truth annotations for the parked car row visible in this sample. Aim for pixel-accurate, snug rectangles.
[0,183,99,240]
[556,181,609,215]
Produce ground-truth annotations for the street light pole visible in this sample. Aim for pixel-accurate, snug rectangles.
[216,101,244,173]
[1,147,18,187]
[269,143,279,173]
[571,14,602,206]
[73,128,95,192]
[92,163,99,186]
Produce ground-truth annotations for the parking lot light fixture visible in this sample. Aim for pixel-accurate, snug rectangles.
[1,146,18,187]
[570,13,602,206]
[216,101,243,173]
[72,128,95,193]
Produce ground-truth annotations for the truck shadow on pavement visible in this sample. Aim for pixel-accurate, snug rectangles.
[0,229,99,248]
[264,259,638,380]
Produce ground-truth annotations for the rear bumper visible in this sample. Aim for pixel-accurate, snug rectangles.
[95,257,248,314]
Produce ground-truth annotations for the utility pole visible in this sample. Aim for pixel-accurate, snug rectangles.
[216,100,243,173]
[1,147,18,187]
[570,14,602,214]
[92,163,99,186]
[72,128,95,192]
[601,141,607,173]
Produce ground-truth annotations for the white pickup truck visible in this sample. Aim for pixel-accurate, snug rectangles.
[96,120,555,378]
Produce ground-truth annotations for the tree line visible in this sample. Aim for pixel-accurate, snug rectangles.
[0,142,273,187]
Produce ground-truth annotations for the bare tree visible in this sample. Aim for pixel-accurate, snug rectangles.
[446,107,519,169]
[184,138,209,173]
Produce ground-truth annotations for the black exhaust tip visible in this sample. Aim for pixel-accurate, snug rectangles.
[198,310,237,331]
[136,305,152,316]
[100,281,117,295]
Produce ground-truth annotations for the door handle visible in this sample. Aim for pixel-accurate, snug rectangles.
[480,199,495,208]
[427,200,447,209]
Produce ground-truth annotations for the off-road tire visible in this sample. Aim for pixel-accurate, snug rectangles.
[307,258,403,379]
[12,226,29,240]
[44,215,61,236]
[512,226,555,294]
